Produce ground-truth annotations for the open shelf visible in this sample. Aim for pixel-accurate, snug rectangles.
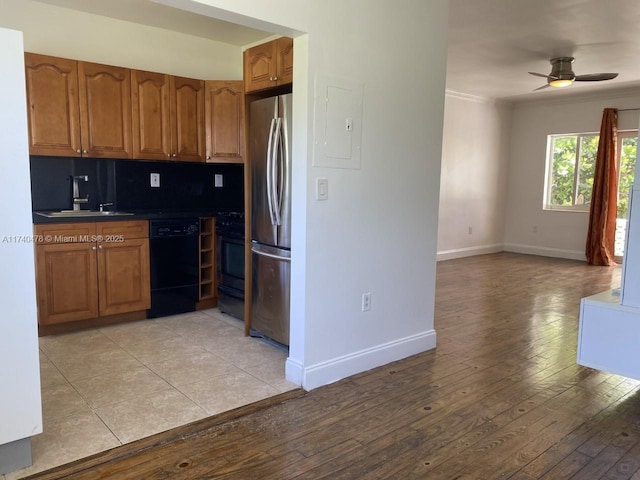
[197,217,217,309]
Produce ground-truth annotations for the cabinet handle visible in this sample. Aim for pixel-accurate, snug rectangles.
[167,154,171,158]
[172,153,177,158]
[76,149,81,154]
[98,244,103,249]
[92,246,97,250]
[270,76,278,81]
[82,150,88,154]
[206,155,211,160]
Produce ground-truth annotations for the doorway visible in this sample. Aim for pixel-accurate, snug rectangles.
[615,131,638,257]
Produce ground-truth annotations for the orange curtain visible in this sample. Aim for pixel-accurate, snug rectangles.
[585,108,618,266]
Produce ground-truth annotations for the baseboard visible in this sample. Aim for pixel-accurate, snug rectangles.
[295,330,437,391]
[437,243,503,261]
[285,357,304,386]
[504,243,586,261]
[0,437,31,475]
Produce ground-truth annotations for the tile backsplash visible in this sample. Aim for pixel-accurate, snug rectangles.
[29,157,244,213]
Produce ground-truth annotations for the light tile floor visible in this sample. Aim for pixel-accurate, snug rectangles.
[4,309,296,480]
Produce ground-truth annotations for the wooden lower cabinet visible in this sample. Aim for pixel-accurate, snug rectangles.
[35,242,99,325]
[34,220,150,326]
[97,237,150,316]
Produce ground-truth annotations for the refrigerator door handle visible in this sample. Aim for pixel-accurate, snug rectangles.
[251,245,291,261]
[272,117,283,226]
[282,99,290,224]
[266,118,277,226]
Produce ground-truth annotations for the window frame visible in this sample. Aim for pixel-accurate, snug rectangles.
[543,130,638,213]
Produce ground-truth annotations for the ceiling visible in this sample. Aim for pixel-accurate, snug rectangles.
[34,0,640,102]
[447,0,640,101]
[34,0,272,46]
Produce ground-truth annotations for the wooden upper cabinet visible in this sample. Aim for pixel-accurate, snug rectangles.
[25,52,210,163]
[78,62,132,159]
[276,37,294,86]
[132,72,204,162]
[24,53,81,157]
[131,70,171,160]
[205,80,245,163]
[244,37,294,93]
[171,76,205,162]
[25,54,133,159]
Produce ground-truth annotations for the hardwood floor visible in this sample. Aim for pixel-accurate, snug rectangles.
[24,252,640,480]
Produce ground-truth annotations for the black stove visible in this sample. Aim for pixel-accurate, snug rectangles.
[216,211,245,238]
[216,211,245,320]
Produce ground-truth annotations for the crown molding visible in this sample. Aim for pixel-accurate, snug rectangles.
[512,84,640,109]
[445,89,513,107]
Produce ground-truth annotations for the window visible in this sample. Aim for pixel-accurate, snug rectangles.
[544,131,637,213]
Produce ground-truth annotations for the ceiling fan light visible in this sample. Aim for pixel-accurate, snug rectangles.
[549,78,573,88]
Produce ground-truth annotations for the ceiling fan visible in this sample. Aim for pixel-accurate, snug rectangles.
[529,57,618,91]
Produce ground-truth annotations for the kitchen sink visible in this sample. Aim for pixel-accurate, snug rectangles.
[36,210,135,218]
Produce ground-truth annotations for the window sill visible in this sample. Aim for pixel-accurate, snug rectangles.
[543,207,590,213]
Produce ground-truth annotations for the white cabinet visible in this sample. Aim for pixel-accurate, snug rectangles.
[621,186,640,307]
[577,123,640,381]
[0,27,42,468]
[578,291,640,380]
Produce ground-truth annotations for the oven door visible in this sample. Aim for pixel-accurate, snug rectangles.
[216,233,245,319]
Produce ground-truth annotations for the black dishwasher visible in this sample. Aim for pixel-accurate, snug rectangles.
[148,218,199,318]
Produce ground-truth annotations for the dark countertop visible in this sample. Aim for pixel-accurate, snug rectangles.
[32,210,222,224]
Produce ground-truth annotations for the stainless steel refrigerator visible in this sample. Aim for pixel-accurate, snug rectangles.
[250,94,292,346]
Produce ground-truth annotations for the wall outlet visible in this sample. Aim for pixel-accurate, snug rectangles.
[150,173,160,188]
[214,174,224,188]
[362,292,371,312]
[468,226,473,235]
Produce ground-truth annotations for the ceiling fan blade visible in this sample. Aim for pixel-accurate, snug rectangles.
[574,73,619,82]
[528,72,549,78]
[534,84,550,91]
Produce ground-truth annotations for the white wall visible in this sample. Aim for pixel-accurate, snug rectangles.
[0,0,242,79]
[184,0,450,389]
[505,88,640,260]
[0,0,449,415]
[438,91,512,260]
[0,27,42,448]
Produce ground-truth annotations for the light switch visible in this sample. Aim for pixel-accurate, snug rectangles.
[316,178,328,201]
[214,174,223,188]
[150,173,160,188]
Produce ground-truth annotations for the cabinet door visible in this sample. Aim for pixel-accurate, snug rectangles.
[35,242,99,325]
[24,53,81,157]
[243,41,277,93]
[131,70,171,160]
[170,76,205,162]
[78,61,132,158]
[205,81,245,163]
[97,238,151,316]
[276,37,294,87]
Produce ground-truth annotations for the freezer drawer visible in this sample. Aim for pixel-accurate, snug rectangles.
[251,244,290,346]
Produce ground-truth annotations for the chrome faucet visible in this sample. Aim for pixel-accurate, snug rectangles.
[72,175,89,211]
